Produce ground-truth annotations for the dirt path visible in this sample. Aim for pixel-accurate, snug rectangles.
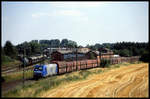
[41,63,149,98]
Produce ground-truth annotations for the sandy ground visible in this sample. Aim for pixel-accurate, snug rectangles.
[41,63,149,98]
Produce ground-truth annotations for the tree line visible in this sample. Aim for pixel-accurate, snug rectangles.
[1,39,78,61]
[86,42,148,57]
[16,39,78,56]
[1,39,149,65]
[85,42,149,62]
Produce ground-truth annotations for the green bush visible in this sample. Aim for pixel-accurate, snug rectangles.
[1,77,5,82]
[100,59,110,68]
[140,51,149,62]
[1,55,14,65]
[89,52,96,59]
[79,70,91,79]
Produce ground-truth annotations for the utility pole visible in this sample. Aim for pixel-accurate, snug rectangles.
[23,48,25,89]
[40,46,43,65]
[42,47,45,65]
[99,51,101,67]
[76,47,78,71]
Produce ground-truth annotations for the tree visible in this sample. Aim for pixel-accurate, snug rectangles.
[1,47,14,64]
[1,46,5,55]
[4,41,18,59]
[29,41,41,55]
[102,43,111,49]
[86,44,90,48]
[22,41,31,56]
[40,43,48,51]
[94,43,102,50]
[50,39,60,48]
[119,49,130,57]
[31,40,38,43]
[54,39,60,48]
[16,41,41,56]
[39,40,50,45]
[140,50,149,62]
[132,47,140,56]
[68,40,77,48]
[88,52,96,59]
[60,39,68,47]
[112,49,119,54]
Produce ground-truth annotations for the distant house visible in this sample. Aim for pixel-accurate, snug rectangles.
[99,48,114,59]
[78,48,90,53]
[51,50,86,61]
[51,50,71,61]
[51,48,92,61]
[99,48,113,53]
[85,50,99,59]
[44,48,68,57]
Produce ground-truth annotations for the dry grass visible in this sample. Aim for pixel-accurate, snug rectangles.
[41,63,148,98]
[3,62,147,98]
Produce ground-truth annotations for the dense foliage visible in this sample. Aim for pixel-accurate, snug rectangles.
[3,41,18,59]
[86,42,149,57]
[140,50,149,62]
[1,41,17,65]
[1,39,149,65]
[15,39,78,56]
[100,59,111,68]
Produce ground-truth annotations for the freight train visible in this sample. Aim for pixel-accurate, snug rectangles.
[19,55,47,66]
[33,56,140,78]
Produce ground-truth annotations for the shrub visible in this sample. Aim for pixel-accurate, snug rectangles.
[1,77,5,82]
[1,55,14,65]
[140,51,149,62]
[100,59,110,68]
[79,70,91,79]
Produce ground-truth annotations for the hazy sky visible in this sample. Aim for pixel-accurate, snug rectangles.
[2,1,149,47]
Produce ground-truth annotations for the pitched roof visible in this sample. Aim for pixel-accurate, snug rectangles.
[86,50,99,55]
[54,50,73,54]
[52,49,89,54]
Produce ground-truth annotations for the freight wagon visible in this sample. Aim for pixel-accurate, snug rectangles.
[19,55,47,67]
[33,56,140,78]
[52,59,100,74]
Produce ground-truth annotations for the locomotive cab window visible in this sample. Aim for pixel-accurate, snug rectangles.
[34,66,43,71]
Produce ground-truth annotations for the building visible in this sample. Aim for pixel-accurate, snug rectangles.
[51,48,92,61]
[51,50,84,61]
[78,48,90,53]
[43,48,68,57]
[99,48,114,59]
[85,50,99,59]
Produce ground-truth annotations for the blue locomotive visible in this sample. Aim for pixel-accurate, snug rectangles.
[33,64,58,78]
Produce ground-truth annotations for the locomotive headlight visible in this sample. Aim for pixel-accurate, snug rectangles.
[34,71,42,73]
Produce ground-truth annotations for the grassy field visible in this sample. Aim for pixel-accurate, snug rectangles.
[2,59,51,83]
[42,62,148,97]
[1,54,21,68]
[2,61,142,97]
[2,60,21,68]
[2,70,34,83]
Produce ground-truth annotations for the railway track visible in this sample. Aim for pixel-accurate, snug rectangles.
[2,65,34,75]
[1,59,48,75]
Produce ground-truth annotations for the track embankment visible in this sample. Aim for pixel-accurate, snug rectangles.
[42,63,149,98]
